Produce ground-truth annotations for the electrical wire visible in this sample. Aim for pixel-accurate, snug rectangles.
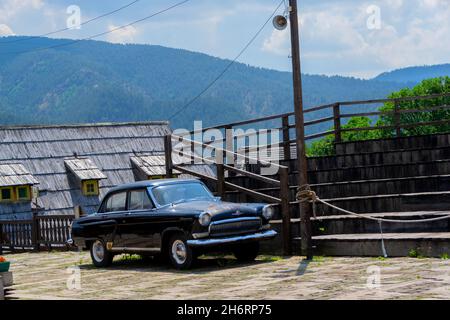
[167,0,285,121]
[0,0,141,45]
[1,0,285,159]
[78,0,286,156]
[0,0,190,55]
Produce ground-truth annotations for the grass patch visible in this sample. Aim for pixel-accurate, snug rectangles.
[117,254,143,262]
[259,255,284,262]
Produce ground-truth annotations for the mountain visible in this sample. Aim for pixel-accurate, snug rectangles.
[374,64,450,84]
[0,36,445,132]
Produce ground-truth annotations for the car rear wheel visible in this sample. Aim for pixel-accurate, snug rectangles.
[233,242,260,262]
[168,234,194,270]
[90,239,113,267]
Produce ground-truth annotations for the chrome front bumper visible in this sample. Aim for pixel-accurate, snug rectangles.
[187,230,277,247]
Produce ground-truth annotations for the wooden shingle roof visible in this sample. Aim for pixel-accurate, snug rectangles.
[0,122,171,218]
[0,163,39,187]
[130,155,181,176]
[64,158,107,181]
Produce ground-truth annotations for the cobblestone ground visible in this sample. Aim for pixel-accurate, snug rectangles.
[3,251,450,300]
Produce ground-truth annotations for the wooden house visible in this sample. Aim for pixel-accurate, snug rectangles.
[0,122,212,220]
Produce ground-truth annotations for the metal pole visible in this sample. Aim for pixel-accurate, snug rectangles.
[289,0,313,259]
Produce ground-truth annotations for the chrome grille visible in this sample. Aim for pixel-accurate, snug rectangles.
[209,217,262,237]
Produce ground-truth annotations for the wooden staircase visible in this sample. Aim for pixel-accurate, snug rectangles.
[225,132,450,257]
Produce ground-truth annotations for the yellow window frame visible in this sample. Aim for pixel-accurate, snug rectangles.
[16,185,31,201]
[82,180,99,196]
[0,186,14,202]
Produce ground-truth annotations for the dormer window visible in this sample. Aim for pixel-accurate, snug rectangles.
[0,163,38,203]
[130,155,180,181]
[83,180,99,196]
[0,187,13,202]
[17,185,31,201]
[64,158,107,197]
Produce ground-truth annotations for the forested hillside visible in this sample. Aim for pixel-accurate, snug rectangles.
[0,36,446,130]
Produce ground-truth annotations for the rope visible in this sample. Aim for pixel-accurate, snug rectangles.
[295,185,450,258]
[296,186,450,224]
[378,221,388,258]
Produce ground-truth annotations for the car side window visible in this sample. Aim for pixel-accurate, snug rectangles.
[128,189,154,211]
[105,192,127,212]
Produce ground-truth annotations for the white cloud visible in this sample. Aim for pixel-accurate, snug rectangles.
[0,0,44,21]
[261,0,450,78]
[106,24,138,44]
[0,24,14,36]
[262,29,290,56]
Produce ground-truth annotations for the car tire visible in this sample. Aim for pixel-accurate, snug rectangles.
[233,242,260,262]
[90,239,113,268]
[168,234,194,270]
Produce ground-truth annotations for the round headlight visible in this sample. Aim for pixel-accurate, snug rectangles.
[199,212,212,226]
[262,205,275,220]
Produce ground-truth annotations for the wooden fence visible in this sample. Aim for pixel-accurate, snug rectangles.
[0,214,74,253]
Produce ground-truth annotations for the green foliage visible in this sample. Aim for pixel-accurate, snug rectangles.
[308,77,450,156]
[408,249,419,258]
[307,116,384,156]
[378,77,450,136]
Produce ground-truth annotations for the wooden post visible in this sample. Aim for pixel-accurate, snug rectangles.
[164,135,173,178]
[0,221,3,255]
[216,148,225,197]
[279,167,292,255]
[394,100,401,137]
[31,210,40,252]
[289,0,313,259]
[333,103,342,143]
[282,116,291,161]
[216,164,225,198]
[224,125,236,176]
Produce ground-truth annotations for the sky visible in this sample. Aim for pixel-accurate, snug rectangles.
[0,0,449,79]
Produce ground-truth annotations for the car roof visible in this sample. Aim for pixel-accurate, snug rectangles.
[106,178,201,194]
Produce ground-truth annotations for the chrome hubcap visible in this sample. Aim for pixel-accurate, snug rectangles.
[171,240,187,264]
[92,240,105,262]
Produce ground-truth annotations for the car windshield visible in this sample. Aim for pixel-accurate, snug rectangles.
[151,182,214,206]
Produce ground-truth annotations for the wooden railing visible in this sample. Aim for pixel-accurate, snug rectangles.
[306,92,450,144]
[185,93,450,160]
[165,134,293,255]
[0,213,75,253]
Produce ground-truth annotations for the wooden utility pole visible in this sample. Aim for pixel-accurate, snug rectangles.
[288,0,313,259]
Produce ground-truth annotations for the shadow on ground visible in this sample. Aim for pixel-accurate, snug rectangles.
[297,258,312,276]
[77,254,283,274]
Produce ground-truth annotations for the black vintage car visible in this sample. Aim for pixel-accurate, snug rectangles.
[69,179,277,269]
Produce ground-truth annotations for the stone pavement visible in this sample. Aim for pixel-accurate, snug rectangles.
[3,251,450,300]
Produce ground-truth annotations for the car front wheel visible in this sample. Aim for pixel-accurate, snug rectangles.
[90,239,113,267]
[168,234,194,270]
[233,242,260,262]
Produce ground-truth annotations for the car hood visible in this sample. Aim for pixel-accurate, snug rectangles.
[164,200,264,220]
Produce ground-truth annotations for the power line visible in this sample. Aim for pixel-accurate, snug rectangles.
[167,0,284,121]
[0,0,141,44]
[1,0,190,55]
[81,0,285,155]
